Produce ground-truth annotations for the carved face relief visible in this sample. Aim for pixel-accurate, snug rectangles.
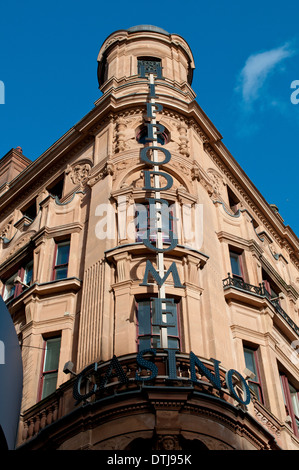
[66,163,91,186]
[1,222,11,238]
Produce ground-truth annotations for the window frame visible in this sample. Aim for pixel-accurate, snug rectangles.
[243,346,264,404]
[2,272,18,301]
[280,373,299,437]
[1,258,34,301]
[262,268,281,302]
[38,336,61,402]
[229,248,245,281]
[136,297,181,352]
[52,239,70,281]
[137,56,162,77]
[135,201,175,244]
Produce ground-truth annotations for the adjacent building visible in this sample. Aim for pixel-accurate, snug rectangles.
[1,25,299,450]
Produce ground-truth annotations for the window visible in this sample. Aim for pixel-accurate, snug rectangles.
[136,126,169,145]
[137,57,162,77]
[52,240,70,280]
[2,258,34,301]
[227,187,240,214]
[2,272,17,301]
[47,176,64,200]
[39,337,61,401]
[136,298,180,351]
[21,199,37,221]
[229,249,244,280]
[135,202,175,244]
[243,346,264,403]
[23,260,33,286]
[280,373,299,437]
[262,269,281,300]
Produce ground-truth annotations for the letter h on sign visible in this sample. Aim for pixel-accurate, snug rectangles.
[138,59,163,79]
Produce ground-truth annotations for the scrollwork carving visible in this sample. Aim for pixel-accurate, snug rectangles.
[87,161,114,187]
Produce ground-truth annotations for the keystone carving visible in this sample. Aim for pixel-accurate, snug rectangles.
[156,435,180,450]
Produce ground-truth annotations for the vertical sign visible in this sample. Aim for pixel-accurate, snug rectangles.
[139,61,185,349]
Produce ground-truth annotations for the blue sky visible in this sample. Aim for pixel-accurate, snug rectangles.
[0,0,298,236]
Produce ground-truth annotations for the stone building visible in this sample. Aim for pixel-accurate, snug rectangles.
[1,25,299,451]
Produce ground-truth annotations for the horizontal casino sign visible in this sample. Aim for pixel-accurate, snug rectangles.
[73,348,251,407]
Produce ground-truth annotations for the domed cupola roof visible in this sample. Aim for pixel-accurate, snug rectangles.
[127,25,170,36]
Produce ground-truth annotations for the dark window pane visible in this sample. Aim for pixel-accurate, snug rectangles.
[137,128,166,145]
[244,348,258,380]
[137,299,179,351]
[152,336,160,349]
[44,338,61,372]
[4,274,17,300]
[248,382,261,400]
[56,243,70,265]
[54,267,68,280]
[24,261,33,286]
[230,252,242,277]
[41,372,58,400]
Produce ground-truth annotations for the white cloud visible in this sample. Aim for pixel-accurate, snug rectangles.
[237,43,294,106]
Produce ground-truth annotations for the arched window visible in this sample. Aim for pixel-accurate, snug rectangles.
[136,126,169,146]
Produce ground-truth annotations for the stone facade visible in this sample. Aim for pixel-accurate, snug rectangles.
[0,25,299,450]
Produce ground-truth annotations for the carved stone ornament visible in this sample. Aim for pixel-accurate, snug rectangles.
[191,162,213,196]
[156,435,180,450]
[66,162,91,187]
[1,222,11,238]
[177,122,190,157]
[207,168,225,196]
[114,116,128,153]
[87,161,115,187]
